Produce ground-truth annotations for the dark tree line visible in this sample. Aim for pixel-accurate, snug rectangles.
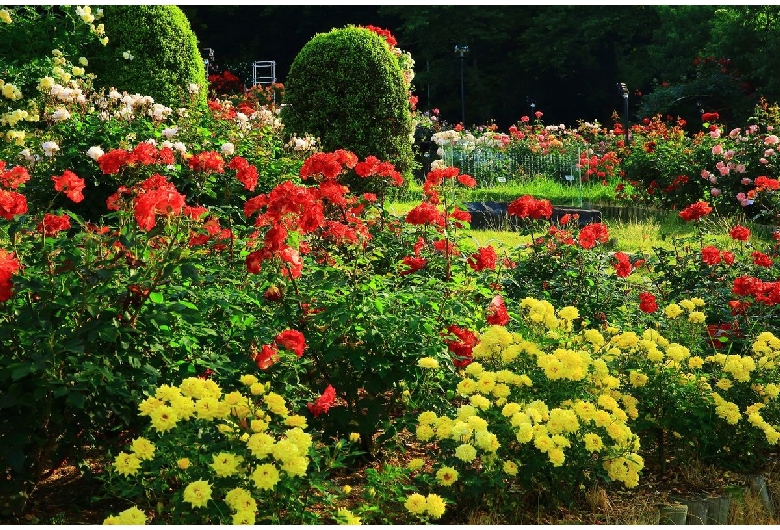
[180,5,780,131]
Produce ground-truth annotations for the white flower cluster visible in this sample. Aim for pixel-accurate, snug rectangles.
[285,135,318,152]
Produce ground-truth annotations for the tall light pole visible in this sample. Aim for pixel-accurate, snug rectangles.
[617,82,629,145]
[455,45,468,125]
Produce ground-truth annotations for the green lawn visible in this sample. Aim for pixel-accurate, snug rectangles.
[386,200,770,255]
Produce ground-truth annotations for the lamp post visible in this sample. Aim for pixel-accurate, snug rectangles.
[527,96,536,119]
[616,82,629,145]
[454,45,468,125]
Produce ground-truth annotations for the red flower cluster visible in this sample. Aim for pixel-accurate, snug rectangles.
[754,176,780,191]
[300,150,357,181]
[244,153,381,278]
[307,384,337,417]
[638,292,658,313]
[133,174,187,231]
[0,249,20,302]
[579,223,609,249]
[678,201,712,222]
[419,166,474,205]
[729,225,751,241]
[704,245,734,266]
[706,322,743,349]
[752,251,773,268]
[363,25,397,47]
[188,151,225,173]
[37,212,71,236]
[405,201,446,227]
[400,255,427,275]
[701,112,720,122]
[507,195,552,220]
[0,188,27,220]
[444,325,477,367]
[52,170,86,203]
[486,294,510,325]
[733,276,780,305]
[227,156,259,191]
[207,70,244,96]
[188,216,234,251]
[468,245,498,272]
[612,251,634,277]
[0,161,30,189]
[353,154,403,186]
[97,143,175,175]
[254,343,279,370]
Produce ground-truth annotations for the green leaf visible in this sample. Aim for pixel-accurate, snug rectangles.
[10,364,31,381]
[149,292,164,304]
[67,391,86,409]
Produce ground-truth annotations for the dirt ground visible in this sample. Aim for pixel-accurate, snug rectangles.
[4,449,779,525]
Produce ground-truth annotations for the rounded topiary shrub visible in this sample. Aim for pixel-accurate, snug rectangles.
[86,5,206,109]
[281,26,415,194]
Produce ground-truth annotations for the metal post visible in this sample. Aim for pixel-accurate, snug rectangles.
[617,82,629,145]
[455,45,468,125]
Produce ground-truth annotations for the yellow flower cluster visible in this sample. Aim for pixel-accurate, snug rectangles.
[404,493,446,519]
[415,405,501,460]
[455,362,531,404]
[520,297,560,331]
[138,377,237,433]
[120,372,316,520]
[0,80,22,100]
[471,325,526,363]
[0,9,11,24]
[603,453,644,488]
[335,507,362,525]
[711,393,741,425]
[103,506,146,525]
[418,356,439,369]
[746,404,780,445]
[705,353,756,382]
[753,332,780,369]
[537,348,592,381]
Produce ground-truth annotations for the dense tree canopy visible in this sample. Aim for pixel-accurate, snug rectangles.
[180,5,780,130]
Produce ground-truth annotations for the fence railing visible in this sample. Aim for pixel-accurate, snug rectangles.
[441,145,579,186]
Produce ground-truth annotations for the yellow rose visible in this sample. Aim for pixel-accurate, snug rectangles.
[182,480,212,508]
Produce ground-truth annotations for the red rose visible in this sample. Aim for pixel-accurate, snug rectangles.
[275,329,306,357]
[752,251,773,268]
[468,246,498,272]
[486,294,510,325]
[307,384,336,417]
[255,343,279,370]
[678,201,712,222]
[52,170,85,203]
[638,292,658,313]
[729,225,751,241]
[444,325,477,367]
[37,212,71,236]
[701,245,722,266]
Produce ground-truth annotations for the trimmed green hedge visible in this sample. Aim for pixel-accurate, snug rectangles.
[281,26,415,193]
[87,5,206,109]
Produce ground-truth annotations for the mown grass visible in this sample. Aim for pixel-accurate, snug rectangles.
[385,199,773,255]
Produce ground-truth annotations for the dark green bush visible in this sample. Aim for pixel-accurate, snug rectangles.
[281,26,415,195]
[86,5,206,109]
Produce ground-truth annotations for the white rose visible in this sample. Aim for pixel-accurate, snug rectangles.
[221,142,235,156]
[42,141,60,156]
[86,146,104,161]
